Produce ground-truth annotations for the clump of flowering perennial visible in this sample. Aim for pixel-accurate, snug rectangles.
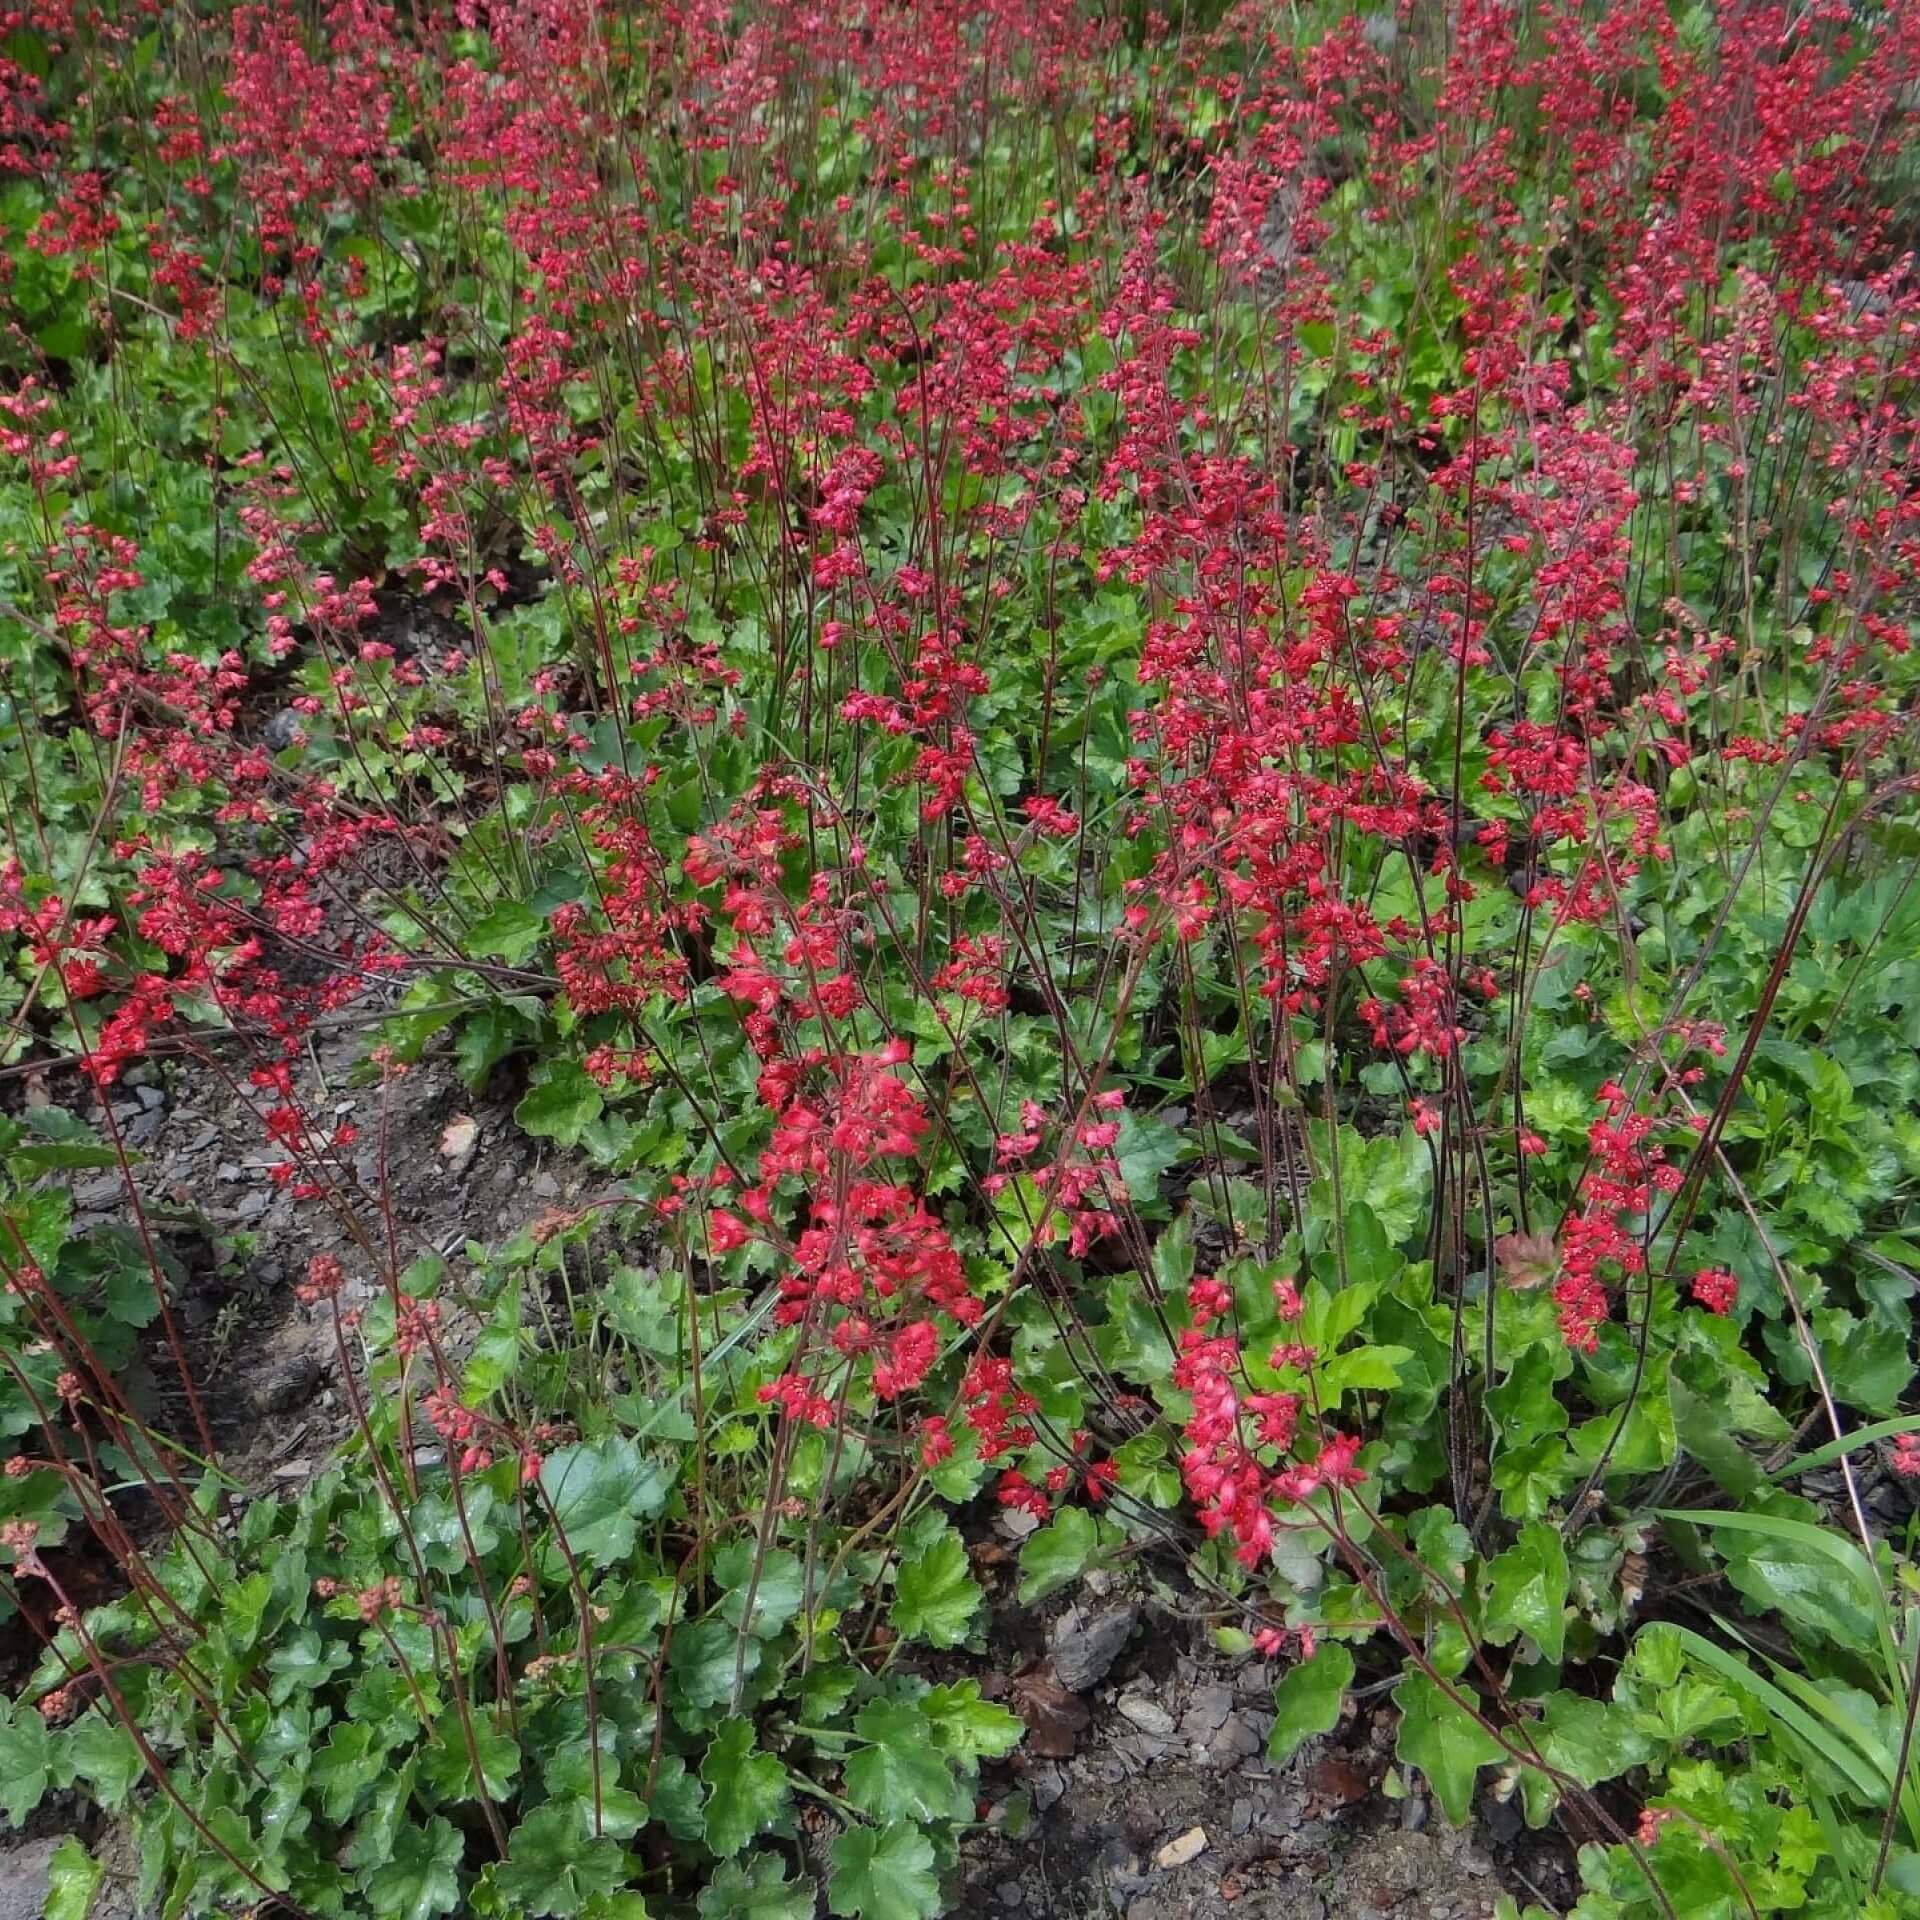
[1172,1274,1365,1570]
[3,6,1920,1909]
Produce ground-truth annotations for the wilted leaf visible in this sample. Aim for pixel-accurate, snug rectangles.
[1010,1667,1092,1758]
[1494,1232,1558,1291]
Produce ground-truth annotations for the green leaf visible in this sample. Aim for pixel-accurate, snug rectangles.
[920,1681,1024,1765]
[1487,1343,1570,1438]
[1490,1434,1574,1520]
[468,900,546,966]
[1530,1692,1656,1787]
[363,1816,463,1920]
[60,1709,142,1809]
[1319,1344,1410,1395]
[1267,1642,1354,1768]
[1017,1507,1096,1604]
[828,1824,942,1920]
[420,1711,520,1802]
[0,1695,51,1824]
[700,1718,789,1858]
[1406,1507,1473,1589]
[698,1856,816,1920]
[311,1722,389,1824]
[713,1542,805,1641]
[1671,1375,1762,1499]
[1826,1315,1913,1414]
[1113,1107,1186,1202]
[455,1003,523,1090]
[843,1699,967,1824]
[1570,1388,1675,1477]
[266,1626,352,1702]
[10,1141,120,1173]
[539,1436,672,1569]
[668,1619,760,1716]
[1393,1670,1506,1826]
[1660,1508,1885,1657]
[493,1803,628,1917]
[44,1837,103,1920]
[1153,1209,1195,1292]
[1483,1522,1569,1664]
[891,1531,983,1648]
[516,1062,606,1148]
[640,1751,706,1842]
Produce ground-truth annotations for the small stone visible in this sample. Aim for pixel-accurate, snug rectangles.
[1117,1696,1176,1736]
[1049,1601,1138,1691]
[1100,1842,1150,1896]
[1230,1797,1253,1836]
[0,1834,59,1920]
[997,1883,1025,1908]
[1153,1827,1208,1872]
[1181,1684,1233,1735]
[217,1161,243,1182]
[1109,1733,1168,1773]
[1205,1713,1262,1770]
[136,1084,166,1112]
[439,1114,481,1169]
[530,1170,560,1199]
[1028,1761,1066,1811]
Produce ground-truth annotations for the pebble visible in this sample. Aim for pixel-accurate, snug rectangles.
[1230,1796,1253,1835]
[1100,1842,1150,1896]
[1117,1696,1175,1736]
[439,1115,480,1169]
[0,1836,57,1920]
[997,1883,1024,1908]
[1153,1827,1208,1871]
[1205,1713,1262,1770]
[1181,1683,1233,1735]
[1050,1601,1138,1691]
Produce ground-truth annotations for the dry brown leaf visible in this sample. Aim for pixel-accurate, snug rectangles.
[1493,1229,1558,1290]
[1010,1665,1092,1758]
